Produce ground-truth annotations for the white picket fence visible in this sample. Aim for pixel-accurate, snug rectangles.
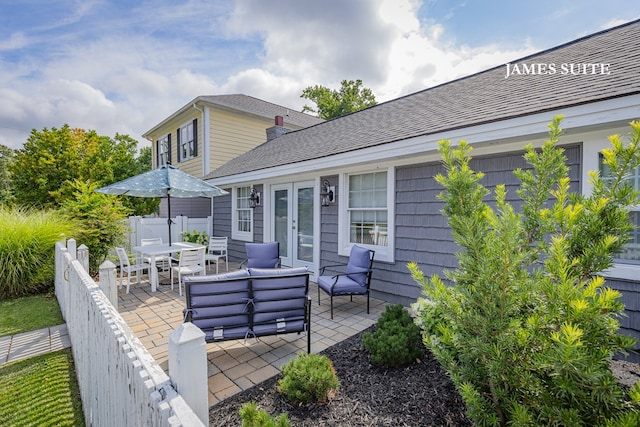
[127,216,211,248]
[55,239,208,426]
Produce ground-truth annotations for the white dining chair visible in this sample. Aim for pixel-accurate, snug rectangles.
[171,247,205,296]
[141,238,172,271]
[115,247,150,293]
[205,236,228,274]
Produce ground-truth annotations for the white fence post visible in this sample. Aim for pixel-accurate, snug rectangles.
[78,244,89,272]
[99,260,118,308]
[68,238,77,259]
[55,241,69,320]
[168,323,208,425]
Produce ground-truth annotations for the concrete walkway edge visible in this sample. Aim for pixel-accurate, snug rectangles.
[0,324,71,366]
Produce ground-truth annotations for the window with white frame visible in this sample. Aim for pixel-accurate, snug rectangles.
[340,169,394,262]
[178,120,197,161]
[600,153,640,264]
[232,186,252,241]
[157,135,169,166]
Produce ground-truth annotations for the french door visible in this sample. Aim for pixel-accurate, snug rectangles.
[272,182,315,269]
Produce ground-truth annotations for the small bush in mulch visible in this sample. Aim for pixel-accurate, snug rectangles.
[239,401,290,427]
[362,304,423,367]
[209,326,472,426]
[277,353,340,405]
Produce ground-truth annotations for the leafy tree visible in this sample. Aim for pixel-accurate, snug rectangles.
[301,79,376,119]
[60,180,130,274]
[9,125,157,215]
[0,144,15,205]
[411,117,640,426]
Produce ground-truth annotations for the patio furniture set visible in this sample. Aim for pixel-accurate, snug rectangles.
[116,239,375,350]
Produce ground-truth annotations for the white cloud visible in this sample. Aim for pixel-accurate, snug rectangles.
[0,0,596,150]
[225,0,534,103]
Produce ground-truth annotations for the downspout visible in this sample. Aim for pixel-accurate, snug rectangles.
[143,134,155,169]
[192,102,210,177]
[193,102,214,234]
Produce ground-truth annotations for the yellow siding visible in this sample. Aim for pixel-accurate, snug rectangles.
[146,109,204,178]
[209,110,272,171]
[147,102,308,178]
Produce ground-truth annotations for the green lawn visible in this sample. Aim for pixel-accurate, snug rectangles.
[0,349,85,426]
[1,293,84,426]
[0,292,64,336]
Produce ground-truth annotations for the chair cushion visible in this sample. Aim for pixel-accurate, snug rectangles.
[253,320,305,336]
[246,242,280,268]
[203,326,250,342]
[185,270,250,283]
[317,275,367,296]
[346,245,371,285]
[248,267,308,277]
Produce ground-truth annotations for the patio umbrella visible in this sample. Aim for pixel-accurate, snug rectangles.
[95,164,228,245]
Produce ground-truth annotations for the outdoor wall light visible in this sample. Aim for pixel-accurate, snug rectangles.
[249,187,261,208]
[320,180,335,206]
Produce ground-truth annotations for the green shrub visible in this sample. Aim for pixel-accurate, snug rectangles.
[0,206,77,298]
[410,117,640,426]
[60,180,129,274]
[362,304,423,367]
[239,402,290,427]
[181,229,209,246]
[277,353,339,405]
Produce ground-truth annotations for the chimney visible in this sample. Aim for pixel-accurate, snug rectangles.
[266,115,290,141]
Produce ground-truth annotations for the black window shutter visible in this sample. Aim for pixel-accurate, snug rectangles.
[167,134,172,164]
[192,118,198,157]
[176,129,181,162]
[155,139,160,167]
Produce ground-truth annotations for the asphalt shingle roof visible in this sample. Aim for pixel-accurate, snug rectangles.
[199,94,324,128]
[207,19,640,180]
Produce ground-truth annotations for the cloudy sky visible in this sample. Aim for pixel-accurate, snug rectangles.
[1,0,638,150]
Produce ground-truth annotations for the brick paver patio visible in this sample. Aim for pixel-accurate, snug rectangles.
[117,262,387,406]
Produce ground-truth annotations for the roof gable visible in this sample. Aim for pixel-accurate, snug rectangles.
[143,94,323,138]
[199,94,323,128]
[207,19,640,180]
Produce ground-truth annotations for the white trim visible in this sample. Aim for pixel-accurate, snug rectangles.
[203,105,210,176]
[582,129,640,279]
[604,264,640,282]
[338,168,395,263]
[178,119,196,162]
[231,186,253,242]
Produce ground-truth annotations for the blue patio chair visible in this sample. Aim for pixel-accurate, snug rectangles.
[241,242,281,269]
[317,245,375,319]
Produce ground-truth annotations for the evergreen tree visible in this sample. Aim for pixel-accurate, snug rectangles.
[411,117,640,426]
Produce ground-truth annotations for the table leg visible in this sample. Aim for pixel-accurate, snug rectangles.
[150,254,158,292]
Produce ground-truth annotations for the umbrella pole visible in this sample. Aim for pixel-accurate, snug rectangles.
[167,194,172,245]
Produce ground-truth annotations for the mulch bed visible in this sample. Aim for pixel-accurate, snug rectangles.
[209,326,472,426]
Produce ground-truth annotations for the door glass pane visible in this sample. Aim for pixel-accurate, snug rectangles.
[297,187,314,262]
[275,189,288,257]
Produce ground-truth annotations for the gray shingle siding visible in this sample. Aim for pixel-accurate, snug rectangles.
[212,192,245,261]
[607,278,640,361]
[368,144,582,305]
[212,185,267,262]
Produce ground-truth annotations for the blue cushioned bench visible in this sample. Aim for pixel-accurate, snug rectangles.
[183,267,311,353]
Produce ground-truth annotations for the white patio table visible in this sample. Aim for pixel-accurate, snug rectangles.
[132,241,206,292]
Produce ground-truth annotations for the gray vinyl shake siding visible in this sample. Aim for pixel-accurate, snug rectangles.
[339,143,582,306]
[213,185,265,262]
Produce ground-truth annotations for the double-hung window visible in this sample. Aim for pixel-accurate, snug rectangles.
[177,119,197,162]
[600,153,640,264]
[232,186,253,241]
[339,169,394,262]
[156,134,170,166]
